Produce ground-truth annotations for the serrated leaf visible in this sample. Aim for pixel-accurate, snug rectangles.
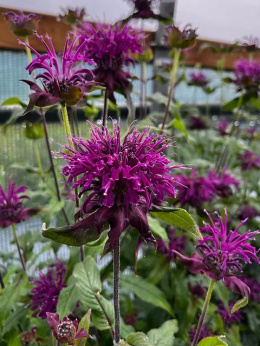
[231,296,248,313]
[120,275,174,316]
[57,276,79,319]
[150,208,202,239]
[73,256,114,331]
[126,332,153,346]
[147,320,178,346]
[74,309,92,346]
[197,336,228,346]
[147,215,168,246]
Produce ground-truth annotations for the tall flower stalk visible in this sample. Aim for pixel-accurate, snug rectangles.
[191,279,215,346]
[162,49,180,130]
[11,223,26,272]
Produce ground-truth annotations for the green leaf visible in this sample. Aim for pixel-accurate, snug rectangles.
[2,328,21,346]
[74,309,92,346]
[120,318,135,338]
[73,256,114,331]
[171,118,188,140]
[0,275,29,323]
[147,215,168,246]
[150,208,202,239]
[231,296,248,313]
[197,336,228,346]
[126,332,153,346]
[3,306,28,334]
[3,109,23,134]
[147,320,178,346]
[24,121,45,140]
[1,97,26,107]
[120,275,174,316]
[57,276,79,319]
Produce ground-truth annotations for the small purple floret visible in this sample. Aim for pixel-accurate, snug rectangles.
[157,228,186,261]
[207,168,239,198]
[174,171,216,209]
[188,71,209,87]
[5,10,40,37]
[239,205,259,221]
[31,261,66,319]
[234,58,260,90]
[0,181,36,228]
[239,150,260,170]
[216,301,243,326]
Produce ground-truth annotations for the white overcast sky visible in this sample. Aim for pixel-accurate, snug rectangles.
[0,0,259,43]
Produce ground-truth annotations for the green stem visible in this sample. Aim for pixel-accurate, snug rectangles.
[113,239,121,345]
[162,49,180,130]
[191,279,215,346]
[34,142,44,180]
[25,36,33,64]
[11,224,26,272]
[61,104,73,148]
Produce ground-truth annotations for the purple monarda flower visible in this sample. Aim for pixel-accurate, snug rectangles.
[78,22,144,103]
[165,24,197,50]
[52,122,182,254]
[239,205,259,221]
[234,58,260,90]
[239,150,260,170]
[188,115,208,130]
[188,282,207,299]
[31,261,66,319]
[216,301,243,327]
[5,11,40,37]
[20,33,96,114]
[174,171,216,209]
[217,117,229,136]
[157,228,186,261]
[174,209,260,301]
[241,277,260,302]
[0,181,37,228]
[207,169,239,198]
[188,71,209,88]
[47,313,91,344]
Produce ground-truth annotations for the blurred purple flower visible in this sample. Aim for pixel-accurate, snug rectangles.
[78,22,144,103]
[239,205,259,221]
[58,7,85,25]
[20,33,96,114]
[47,312,91,344]
[207,169,239,198]
[188,71,209,87]
[188,282,207,299]
[157,228,186,261]
[239,150,260,170]
[31,261,66,319]
[165,24,197,50]
[5,11,40,37]
[174,209,259,301]
[241,277,260,302]
[0,181,38,228]
[216,301,243,327]
[188,115,208,130]
[217,117,229,136]
[189,325,212,343]
[234,58,260,90]
[53,122,183,254]
[174,171,216,209]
